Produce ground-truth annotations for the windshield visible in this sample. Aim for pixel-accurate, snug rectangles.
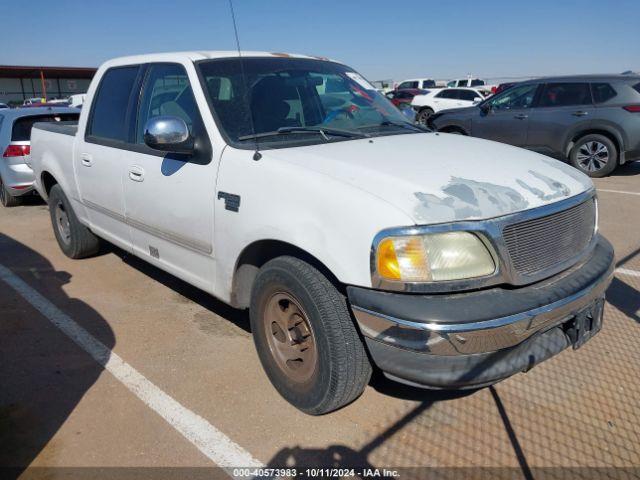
[197,57,420,148]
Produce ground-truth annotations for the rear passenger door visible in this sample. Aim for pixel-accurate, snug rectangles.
[527,82,595,156]
[122,63,216,291]
[79,65,142,251]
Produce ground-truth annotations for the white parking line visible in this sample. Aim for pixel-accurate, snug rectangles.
[0,263,261,473]
[597,188,640,197]
[617,268,640,278]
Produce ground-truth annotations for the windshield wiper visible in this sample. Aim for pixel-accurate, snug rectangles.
[376,120,429,132]
[356,120,430,133]
[238,126,369,141]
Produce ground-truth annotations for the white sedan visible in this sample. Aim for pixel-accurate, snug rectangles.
[412,87,492,125]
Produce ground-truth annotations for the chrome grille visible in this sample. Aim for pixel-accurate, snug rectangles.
[502,199,596,276]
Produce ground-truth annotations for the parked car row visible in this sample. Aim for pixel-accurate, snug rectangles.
[387,76,489,91]
[410,87,492,124]
[428,75,640,177]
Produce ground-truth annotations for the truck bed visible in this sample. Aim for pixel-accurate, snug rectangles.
[33,121,78,137]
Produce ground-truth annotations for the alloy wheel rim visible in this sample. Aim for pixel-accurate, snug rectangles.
[418,111,431,125]
[264,292,318,383]
[576,141,609,172]
[55,201,72,245]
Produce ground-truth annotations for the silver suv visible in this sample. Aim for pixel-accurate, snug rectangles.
[0,107,79,206]
[429,75,640,177]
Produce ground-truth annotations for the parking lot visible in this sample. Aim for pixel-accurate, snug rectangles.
[0,159,638,478]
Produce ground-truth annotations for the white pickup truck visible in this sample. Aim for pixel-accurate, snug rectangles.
[30,51,614,415]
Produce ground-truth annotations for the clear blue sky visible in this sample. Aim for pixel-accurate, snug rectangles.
[2,0,639,81]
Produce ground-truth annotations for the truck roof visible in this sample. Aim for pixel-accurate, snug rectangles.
[102,51,341,68]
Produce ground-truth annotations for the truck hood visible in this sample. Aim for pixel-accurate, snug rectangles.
[265,133,594,225]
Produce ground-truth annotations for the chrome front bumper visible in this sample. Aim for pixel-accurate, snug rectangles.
[349,236,614,358]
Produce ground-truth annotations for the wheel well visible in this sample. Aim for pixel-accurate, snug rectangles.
[231,240,343,309]
[567,129,621,161]
[440,125,467,135]
[41,171,58,197]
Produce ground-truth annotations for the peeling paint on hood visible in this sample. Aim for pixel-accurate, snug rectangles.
[414,177,531,221]
[264,132,594,225]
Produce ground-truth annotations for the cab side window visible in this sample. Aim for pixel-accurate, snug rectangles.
[436,89,457,99]
[398,81,418,90]
[136,63,205,144]
[591,83,616,104]
[459,90,478,102]
[538,83,592,107]
[488,83,538,110]
[87,66,139,142]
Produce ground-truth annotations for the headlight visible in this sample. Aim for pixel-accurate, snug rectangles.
[375,231,496,283]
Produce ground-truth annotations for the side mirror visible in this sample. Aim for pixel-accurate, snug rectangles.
[479,102,492,114]
[143,116,194,155]
[473,97,483,104]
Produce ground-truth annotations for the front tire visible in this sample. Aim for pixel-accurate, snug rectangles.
[250,256,372,415]
[0,176,22,207]
[570,134,617,177]
[48,184,100,258]
[416,107,434,126]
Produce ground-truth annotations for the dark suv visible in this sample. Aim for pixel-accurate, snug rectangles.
[429,75,640,177]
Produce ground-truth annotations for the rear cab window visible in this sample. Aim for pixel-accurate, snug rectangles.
[12,113,79,141]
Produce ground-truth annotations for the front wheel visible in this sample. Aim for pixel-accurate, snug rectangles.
[416,108,434,126]
[250,256,372,415]
[570,134,618,177]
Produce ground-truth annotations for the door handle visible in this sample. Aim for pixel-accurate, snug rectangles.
[128,166,145,182]
[514,114,528,120]
[572,110,589,117]
[81,153,93,167]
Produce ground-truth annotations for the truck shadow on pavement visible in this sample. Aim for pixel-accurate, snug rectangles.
[0,234,115,478]
[606,246,640,323]
[105,244,251,334]
[267,362,534,480]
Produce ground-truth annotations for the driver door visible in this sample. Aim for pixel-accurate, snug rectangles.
[122,62,216,291]
[471,83,540,146]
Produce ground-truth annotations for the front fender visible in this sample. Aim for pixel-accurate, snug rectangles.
[212,148,414,303]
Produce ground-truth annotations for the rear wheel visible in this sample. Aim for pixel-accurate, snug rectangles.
[250,256,371,415]
[48,184,100,258]
[416,107,434,126]
[570,134,617,177]
[0,176,22,207]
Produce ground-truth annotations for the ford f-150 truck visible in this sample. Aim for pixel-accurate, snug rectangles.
[30,52,614,415]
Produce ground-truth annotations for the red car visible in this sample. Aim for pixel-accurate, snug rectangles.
[385,89,428,108]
